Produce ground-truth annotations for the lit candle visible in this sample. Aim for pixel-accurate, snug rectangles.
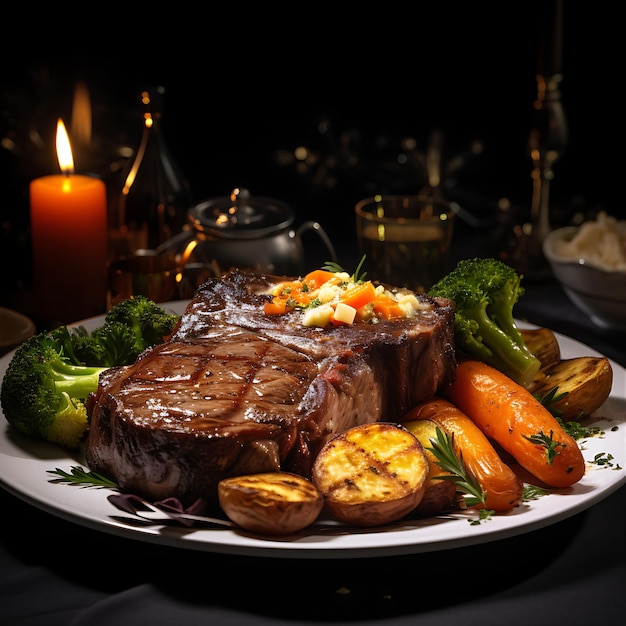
[30,119,108,324]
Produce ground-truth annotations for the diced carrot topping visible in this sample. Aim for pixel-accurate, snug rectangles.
[329,314,345,326]
[278,281,304,295]
[264,300,288,315]
[339,281,376,311]
[264,269,409,324]
[372,294,404,320]
[303,269,338,289]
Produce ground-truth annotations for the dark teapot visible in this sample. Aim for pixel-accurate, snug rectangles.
[158,188,336,280]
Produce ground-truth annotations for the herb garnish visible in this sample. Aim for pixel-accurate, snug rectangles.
[48,466,118,489]
[535,386,569,417]
[522,483,547,501]
[591,452,622,469]
[557,417,603,440]
[322,254,368,284]
[522,429,565,464]
[469,508,495,525]
[426,426,487,508]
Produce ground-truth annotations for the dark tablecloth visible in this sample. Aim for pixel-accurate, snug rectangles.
[1,251,625,626]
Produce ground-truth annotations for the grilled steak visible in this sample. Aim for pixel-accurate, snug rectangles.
[86,270,456,505]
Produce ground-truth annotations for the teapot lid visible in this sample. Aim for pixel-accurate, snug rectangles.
[188,188,295,239]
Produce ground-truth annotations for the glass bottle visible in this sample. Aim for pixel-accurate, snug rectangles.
[111,86,193,258]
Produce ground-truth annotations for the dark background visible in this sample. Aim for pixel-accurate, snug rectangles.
[1,3,623,310]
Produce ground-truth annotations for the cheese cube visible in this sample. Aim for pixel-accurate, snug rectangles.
[333,303,357,324]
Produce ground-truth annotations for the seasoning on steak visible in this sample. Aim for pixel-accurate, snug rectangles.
[85,269,456,505]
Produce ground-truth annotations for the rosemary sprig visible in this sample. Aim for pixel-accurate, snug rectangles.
[534,386,569,417]
[426,426,487,507]
[48,465,118,489]
[522,430,565,464]
[322,254,368,283]
[537,387,605,440]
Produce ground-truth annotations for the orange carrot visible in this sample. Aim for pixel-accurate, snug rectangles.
[303,269,337,289]
[264,279,316,314]
[372,294,404,320]
[444,360,585,488]
[263,300,287,315]
[339,281,377,311]
[402,397,523,512]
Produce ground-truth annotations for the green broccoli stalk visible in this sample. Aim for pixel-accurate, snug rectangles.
[0,329,107,450]
[428,257,541,387]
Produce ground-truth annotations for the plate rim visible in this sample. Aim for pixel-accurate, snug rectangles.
[0,306,36,350]
[0,304,624,559]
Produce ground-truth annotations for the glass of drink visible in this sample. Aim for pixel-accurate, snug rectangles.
[106,251,180,309]
[354,195,455,293]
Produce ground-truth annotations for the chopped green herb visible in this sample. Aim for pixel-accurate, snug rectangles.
[469,508,495,525]
[591,452,622,469]
[522,483,548,501]
[305,298,322,309]
[557,417,603,440]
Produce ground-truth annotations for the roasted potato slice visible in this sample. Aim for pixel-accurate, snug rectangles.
[218,472,323,535]
[311,422,429,527]
[402,418,457,515]
[520,327,562,370]
[528,356,613,420]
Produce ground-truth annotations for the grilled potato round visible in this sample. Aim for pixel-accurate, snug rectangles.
[311,422,429,527]
[218,472,324,535]
[528,356,613,420]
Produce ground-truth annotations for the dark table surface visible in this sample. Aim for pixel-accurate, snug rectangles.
[1,229,625,626]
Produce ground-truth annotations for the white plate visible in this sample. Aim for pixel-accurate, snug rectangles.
[0,303,624,559]
[0,306,35,352]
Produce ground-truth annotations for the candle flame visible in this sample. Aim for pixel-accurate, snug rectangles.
[56,119,74,175]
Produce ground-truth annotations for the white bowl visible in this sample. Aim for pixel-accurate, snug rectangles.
[543,226,626,331]
[0,307,36,354]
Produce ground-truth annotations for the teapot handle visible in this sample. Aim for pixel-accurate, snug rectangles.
[296,220,338,266]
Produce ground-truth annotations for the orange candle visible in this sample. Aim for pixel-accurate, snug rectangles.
[30,119,108,324]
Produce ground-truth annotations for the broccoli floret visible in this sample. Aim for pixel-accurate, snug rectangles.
[88,321,143,366]
[1,297,179,450]
[428,257,541,387]
[66,296,179,367]
[61,325,109,366]
[66,321,141,367]
[0,329,107,450]
[103,295,179,359]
